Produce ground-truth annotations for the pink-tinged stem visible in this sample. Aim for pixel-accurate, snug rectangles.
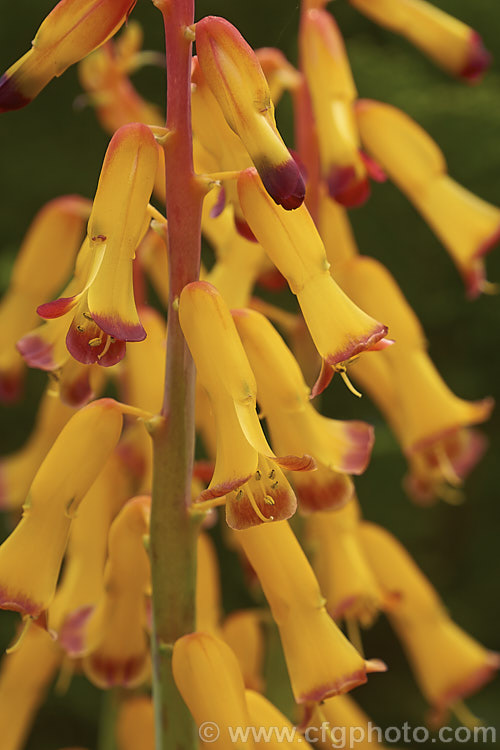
[150,1,203,748]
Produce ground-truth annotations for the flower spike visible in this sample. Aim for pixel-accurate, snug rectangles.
[0,0,137,112]
[195,16,305,210]
[237,167,390,393]
[349,0,491,82]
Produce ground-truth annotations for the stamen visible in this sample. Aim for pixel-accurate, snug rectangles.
[83,312,93,320]
[97,334,113,360]
[346,617,365,658]
[338,366,363,398]
[451,700,483,729]
[76,325,84,333]
[247,486,273,523]
[255,470,262,480]
[434,443,463,487]
[264,495,275,505]
[268,469,275,479]
[271,481,279,489]
[88,337,102,347]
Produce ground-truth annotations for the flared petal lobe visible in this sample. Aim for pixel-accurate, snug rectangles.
[195,17,305,209]
[0,0,137,112]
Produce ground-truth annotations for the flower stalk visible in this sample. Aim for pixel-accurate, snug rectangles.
[149,0,204,747]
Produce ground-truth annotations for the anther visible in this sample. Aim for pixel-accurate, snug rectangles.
[88,337,102,347]
[271,481,279,490]
[255,470,262,480]
[268,469,275,479]
[83,312,93,320]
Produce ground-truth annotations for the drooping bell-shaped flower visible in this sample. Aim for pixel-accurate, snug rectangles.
[349,0,491,82]
[0,398,125,619]
[195,16,305,210]
[0,195,90,401]
[359,521,500,722]
[82,495,151,688]
[0,625,61,750]
[356,100,500,298]
[37,122,159,365]
[179,281,314,528]
[237,168,390,395]
[237,521,386,704]
[306,501,389,626]
[300,9,370,206]
[116,696,155,750]
[390,613,500,726]
[0,0,137,112]
[338,255,493,502]
[48,453,130,651]
[172,631,255,749]
[0,387,75,511]
[233,308,374,510]
[222,610,265,692]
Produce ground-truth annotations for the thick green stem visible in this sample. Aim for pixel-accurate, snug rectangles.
[150,0,204,748]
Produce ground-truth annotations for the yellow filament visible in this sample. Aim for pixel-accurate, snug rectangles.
[452,700,483,729]
[247,485,273,523]
[338,367,363,398]
[434,443,463,487]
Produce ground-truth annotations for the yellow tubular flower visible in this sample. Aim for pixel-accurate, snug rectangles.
[179,282,314,529]
[0,388,75,511]
[237,168,390,394]
[233,308,374,511]
[48,454,130,651]
[237,521,386,704]
[0,0,137,112]
[172,632,256,749]
[37,123,159,366]
[0,196,90,401]
[245,691,310,748]
[307,693,385,749]
[82,495,151,689]
[196,532,222,635]
[222,611,265,692]
[0,399,125,619]
[356,100,500,298]
[390,612,500,726]
[0,625,61,750]
[349,0,491,82]
[195,16,305,210]
[307,502,388,627]
[191,57,255,240]
[358,521,446,618]
[300,9,370,207]
[116,696,155,750]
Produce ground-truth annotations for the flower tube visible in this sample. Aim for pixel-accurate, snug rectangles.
[195,17,305,210]
[237,168,390,394]
[37,122,159,365]
[0,0,137,112]
[0,195,90,401]
[233,308,374,510]
[356,100,500,298]
[349,0,491,82]
[237,521,386,704]
[300,9,370,206]
[0,399,125,618]
[82,495,151,688]
[172,632,255,749]
[0,625,61,750]
[222,611,264,692]
[179,281,314,528]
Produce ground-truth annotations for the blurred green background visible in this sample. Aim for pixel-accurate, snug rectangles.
[0,0,499,748]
